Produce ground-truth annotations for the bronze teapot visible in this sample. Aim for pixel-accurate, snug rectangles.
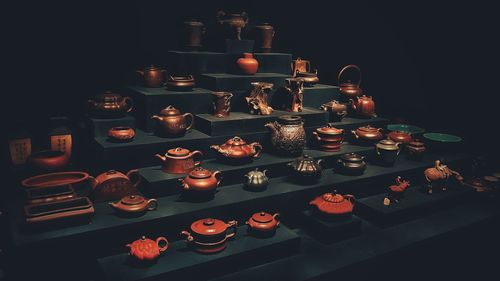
[243,168,269,190]
[338,64,363,99]
[375,139,401,166]
[210,136,262,164]
[155,147,203,174]
[88,91,134,118]
[151,106,194,137]
[288,155,323,184]
[217,10,248,40]
[265,115,306,156]
[136,65,166,88]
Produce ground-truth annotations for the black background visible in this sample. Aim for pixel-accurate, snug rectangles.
[2,1,500,279]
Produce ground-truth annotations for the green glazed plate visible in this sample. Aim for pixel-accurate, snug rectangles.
[386,124,425,135]
[423,133,462,143]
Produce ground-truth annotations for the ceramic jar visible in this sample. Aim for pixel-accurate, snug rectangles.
[151,106,194,137]
[310,192,355,220]
[243,168,269,190]
[338,64,363,99]
[181,19,205,51]
[107,126,135,142]
[288,155,323,184]
[217,11,248,40]
[28,150,69,171]
[181,218,238,254]
[254,23,275,52]
[265,115,306,156]
[155,147,203,174]
[283,78,304,112]
[337,153,367,175]
[246,82,273,115]
[237,53,259,75]
[313,124,344,152]
[90,170,141,202]
[387,130,412,145]
[375,139,401,166]
[166,75,195,91]
[127,236,169,262]
[246,212,280,237]
[407,139,426,160]
[351,95,377,118]
[352,125,383,144]
[88,91,134,118]
[179,167,222,194]
[384,176,410,205]
[136,65,166,88]
[212,92,233,118]
[210,136,263,164]
[320,100,349,122]
[424,160,464,194]
[109,195,157,215]
[266,115,306,156]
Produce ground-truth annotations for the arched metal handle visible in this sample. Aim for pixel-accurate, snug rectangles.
[338,64,361,86]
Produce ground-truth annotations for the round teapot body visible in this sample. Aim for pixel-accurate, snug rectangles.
[152,106,194,137]
[137,65,166,88]
[265,115,306,156]
[156,147,203,174]
[181,218,238,254]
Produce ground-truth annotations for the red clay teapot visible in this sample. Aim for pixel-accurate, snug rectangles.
[246,212,280,236]
[155,147,203,174]
[310,192,355,217]
[338,64,363,98]
[88,91,134,118]
[351,95,377,118]
[151,106,194,137]
[210,136,262,164]
[136,65,166,88]
[179,167,222,193]
[127,236,169,261]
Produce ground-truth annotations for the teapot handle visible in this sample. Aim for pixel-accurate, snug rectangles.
[225,220,238,239]
[351,130,359,139]
[338,64,362,86]
[213,170,223,186]
[273,213,281,227]
[136,70,144,76]
[122,97,134,113]
[88,175,98,190]
[126,169,142,188]
[147,199,158,211]
[312,131,321,141]
[180,231,194,242]
[241,11,249,24]
[156,236,169,252]
[183,113,194,131]
[191,150,203,167]
[250,142,263,158]
[344,194,356,205]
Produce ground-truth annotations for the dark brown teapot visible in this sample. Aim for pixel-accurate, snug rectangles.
[338,65,363,99]
[151,106,194,137]
[136,65,166,88]
[288,155,323,184]
[88,91,134,118]
[337,153,367,175]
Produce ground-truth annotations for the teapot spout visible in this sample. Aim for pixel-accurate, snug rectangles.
[151,115,163,121]
[210,144,221,152]
[264,121,279,133]
[155,154,167,162]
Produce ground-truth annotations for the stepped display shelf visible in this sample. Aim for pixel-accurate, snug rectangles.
[302,84,341,109]
[198,73,291,91]
[139,144,375,197]
[224,39,254,53]
[7,152,467,253]
[195,107,327,136]
[298,210,362,242]
[356,184,472,226]
[211,200,499,281]
[97,225,300,281]
[83,115,136,137]
[167,51,292,75]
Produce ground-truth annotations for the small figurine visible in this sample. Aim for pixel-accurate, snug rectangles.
[424,160,464,194]
[383,176,410,205]
[245,82,273,115]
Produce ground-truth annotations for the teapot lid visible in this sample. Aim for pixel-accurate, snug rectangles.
[321,193,345,203]
[184,18,203,25]
[376,139,400,150]
[358,125,379,132]
[120,195,146,206]
[341,153,364,162]
[317,123,344,135]
[159,105,181,116]
[278,115,302,125]
[250,212,273,223]
[167,147,190,157]
[144,64,161,71]
[409,139,425,147]
[191,218,228,236]
[247,168,264,176]
[340,81,359,88]
[189,166,212,179]
[95,91,122,102]
[225,136,247,146]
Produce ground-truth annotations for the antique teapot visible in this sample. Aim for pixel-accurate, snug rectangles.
[90,170,141,202]
[292,58,319,86]
[313,124,345,152]
[88,91,134,118]
[310,191,356,217]
[136,65,166,88]
[288,155,323,184]
[210,136,262,164]
[352,125,383,143]
[151,106,194,137]
[338,64,363,99]
[217,10,248,40]
[109,195,157,215]
[387,130,412,145]
[265,115,306,156]
[179,167,222,193]
[384,176,410,205]
[424,160,464,194]
[351,95,377,118]
[375,139,401,166]
[337,153,367,175]
[181,218,238,254]
[155,147,203,174]
[127,236,169,261]
[243,168,269,190]
[320,100,349,122]
[246,212,280,237]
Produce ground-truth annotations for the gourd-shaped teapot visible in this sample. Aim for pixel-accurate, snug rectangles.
[210,136,262,164]
[243,168,269,190]
[338,64,363,98]
[288,155,323,184]
[351,95,376,118]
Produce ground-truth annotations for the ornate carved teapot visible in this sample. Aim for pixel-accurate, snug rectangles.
[88,91,133,118]
[320,100,349,122]
[246,82,273,115]
[265,115,306,156]
[384,176,410,205]
[210,136,262,164]
[127,236,169,261]
[310,191,356,217]
[288,155,323,184]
